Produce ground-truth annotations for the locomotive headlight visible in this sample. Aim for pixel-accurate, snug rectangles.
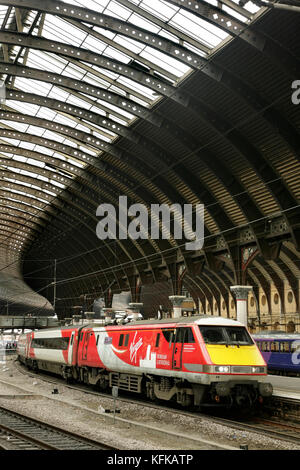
[251,366,266,374]
[215,366,230,373]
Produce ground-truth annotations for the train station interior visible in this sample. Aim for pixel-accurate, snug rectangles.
[0,1,300,454]
[0,0,299,333]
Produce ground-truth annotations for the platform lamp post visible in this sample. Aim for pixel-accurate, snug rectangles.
[230,286,253,327]
[169,295,186,318]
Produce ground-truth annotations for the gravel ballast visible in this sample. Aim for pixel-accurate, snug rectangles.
[0,358,299,451]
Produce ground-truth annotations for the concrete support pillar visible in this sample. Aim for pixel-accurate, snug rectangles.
[169,295,186,318]
[230,286,252,327]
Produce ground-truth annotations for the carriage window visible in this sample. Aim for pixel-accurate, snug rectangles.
[162,329,175,343]
[155,333,160,348]
[271,342,280,352]
[284,342,290,353]
[70,334,74,346]
[119,334,124,347]
[124,334,129,347]
[186,328,195,343]
[225,327,253,345]
[199,327,226,344]
[31,337,69,350]
[263,342,269,352]
[291,341,300,354]
[176,328,195,343]
[96,335,99,346]
[199,326,253,345]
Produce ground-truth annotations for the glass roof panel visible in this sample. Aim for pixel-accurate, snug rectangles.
[221,4,248,22]
[139,0,179,21]
[105,0,132,20]
[0,5,14,29]
[229,0,260,14]
[42,15,88,46]
[170,11,228,47]
[0,0,265,254]
[140,47,190,77]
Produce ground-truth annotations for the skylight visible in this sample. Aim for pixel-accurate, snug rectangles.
[0,0,265,254]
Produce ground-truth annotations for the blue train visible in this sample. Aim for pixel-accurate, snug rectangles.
[253,332,300,377]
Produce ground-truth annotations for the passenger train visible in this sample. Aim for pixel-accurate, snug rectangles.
[253,332,300,377]
[17,315,273,408]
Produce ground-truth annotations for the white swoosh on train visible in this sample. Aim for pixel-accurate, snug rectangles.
[111,345,126,354]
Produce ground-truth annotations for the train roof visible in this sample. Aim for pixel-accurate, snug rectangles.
[253,332,300,340]
[19,315,244,334]
[104,315,243,328]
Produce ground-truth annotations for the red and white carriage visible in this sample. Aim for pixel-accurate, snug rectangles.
[17,316,273,407]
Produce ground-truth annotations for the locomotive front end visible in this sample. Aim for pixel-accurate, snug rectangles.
[199,322,273,406]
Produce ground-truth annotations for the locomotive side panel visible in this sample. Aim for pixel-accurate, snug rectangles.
[16,317,274,407]
[24,328,80,373]
[31,330,68,365]
[78,328,105,368]
[79,325,208,377]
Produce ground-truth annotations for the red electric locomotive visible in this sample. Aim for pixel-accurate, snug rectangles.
[17,315,273,407]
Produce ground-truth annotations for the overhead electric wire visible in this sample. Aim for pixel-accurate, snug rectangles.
[18,161,300,283]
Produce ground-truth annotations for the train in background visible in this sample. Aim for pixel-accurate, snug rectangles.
[253,332,300,377]
[17,315,273,408]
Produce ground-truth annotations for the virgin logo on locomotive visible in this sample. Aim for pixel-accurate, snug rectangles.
[130,332,143,364]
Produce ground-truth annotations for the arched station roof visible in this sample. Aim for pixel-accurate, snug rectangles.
[0,0,299,318]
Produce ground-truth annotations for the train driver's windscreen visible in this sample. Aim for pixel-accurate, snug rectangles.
[199,326,253,346]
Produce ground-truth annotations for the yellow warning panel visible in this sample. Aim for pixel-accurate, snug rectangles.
[205,345,265,366]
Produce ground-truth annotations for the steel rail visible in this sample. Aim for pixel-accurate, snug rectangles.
[14,360,300,447]
[0,404,119,450]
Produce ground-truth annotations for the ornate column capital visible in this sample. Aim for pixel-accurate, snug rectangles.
[230,286,252,326]
[169,295,186,318]
[168,295,186,307]
[230,285,252,300]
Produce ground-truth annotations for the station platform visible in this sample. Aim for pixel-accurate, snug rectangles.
[268,375,300,401]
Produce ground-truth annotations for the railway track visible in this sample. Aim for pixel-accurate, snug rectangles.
[0,405,118,450]
[10,360,300,448]
[249,417,300,444]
